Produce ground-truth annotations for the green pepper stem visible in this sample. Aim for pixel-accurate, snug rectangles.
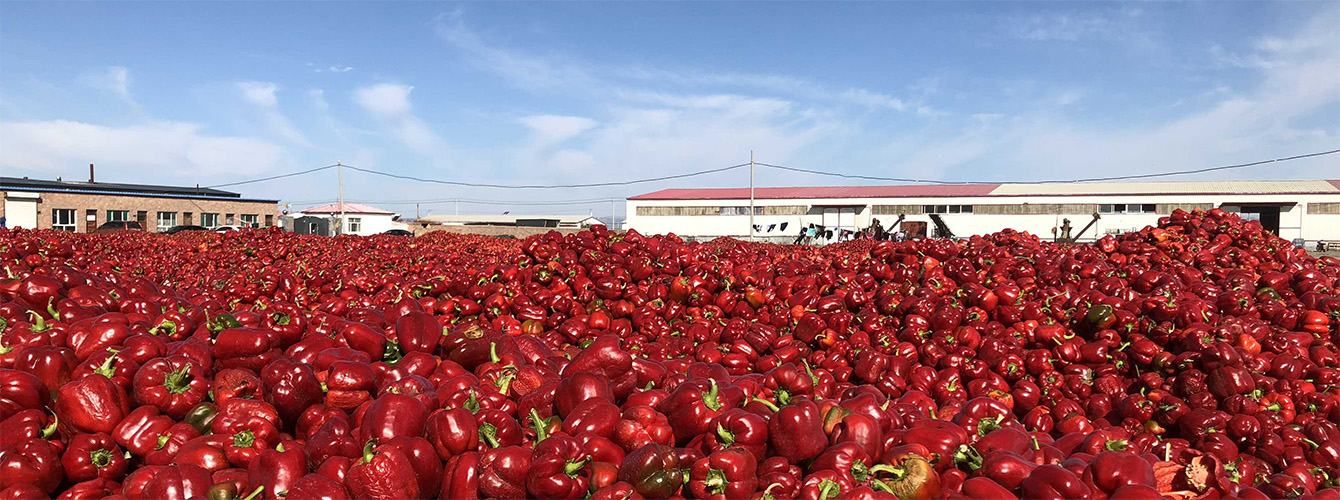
[241,486,265,500]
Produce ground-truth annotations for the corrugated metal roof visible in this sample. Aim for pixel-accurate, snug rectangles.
[629,180,1340,200]
[0,186,276,203]
[0,176,250,199]
[989,180,1340,196]
[301,202,396,215]
[629,185,1000,200]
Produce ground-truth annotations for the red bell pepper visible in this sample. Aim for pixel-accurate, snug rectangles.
[0,439,60,494]
[527,435,594,499]
[56,369,131,434]
[138,463,214,500]
[284,474,351,500]
[347,439,420,500]
[246,440,307,500]
[479,445,531,499]
[61,432,128,483]
[381,436,443,498]
[396,311,443,354]
[613,405,676,453]
[356,393,428,443]
[260,357,324,425]
[426,407,479,460]
[132,355,208,420]
[440,451,480,500]
[1021,464,1092,500]
[657,378,745,443]
[768,396,827,464]
[688,448,757,499]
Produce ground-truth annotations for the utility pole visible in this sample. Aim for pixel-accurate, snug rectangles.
[454,200,459,215]
[416,203,420,219]
[749,150,756,242]
[610,199,616,229]
[337,161,345,235]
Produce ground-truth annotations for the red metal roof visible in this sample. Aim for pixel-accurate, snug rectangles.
[300,202,395,215]
[628,185,1000,201]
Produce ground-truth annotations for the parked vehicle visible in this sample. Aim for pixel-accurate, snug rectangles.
[163,225,208,234]
[383,229,415,236]
[214,225,244,232]
[94,221,143,233]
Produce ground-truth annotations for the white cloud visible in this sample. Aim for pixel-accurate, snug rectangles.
[518,115,597,147]
[236,82,311,147]
[309,89,329,112]
[353,84,448,160]
[0,119,284,179]
[434,13,912,114]
[80,66,140,110]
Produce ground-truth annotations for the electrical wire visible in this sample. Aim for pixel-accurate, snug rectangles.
[342,163,749,189]
[754,163,955,185]
[757,149,1340,185]
[1032,149,1340,183]
[206,164,339,189]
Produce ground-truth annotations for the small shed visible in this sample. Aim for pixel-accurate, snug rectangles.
[293,216,330,236]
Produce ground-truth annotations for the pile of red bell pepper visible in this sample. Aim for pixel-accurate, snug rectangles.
[1,207,1339,499]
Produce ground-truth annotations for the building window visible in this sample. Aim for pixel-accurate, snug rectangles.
[1099,204,1158,214]
[347,217,362,233]
[265,214,273,227]
[201,213,220,228]
[107,210,130,222]
[183,212,193,225]
[226,214,235,224]
[51,209,77,232]
[157,212,177,232]
[924,205,973,214]
[719,207,762,216]
[240,214,258,228]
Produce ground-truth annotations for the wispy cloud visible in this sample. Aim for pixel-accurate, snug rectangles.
[0,119,284,180]
[1003,7,1148,45]
[236,81,312,147]
[307,63,355,74]
[80,66,144,113]
[353,84,449,163]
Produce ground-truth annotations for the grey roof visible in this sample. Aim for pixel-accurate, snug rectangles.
[0,177,277,202]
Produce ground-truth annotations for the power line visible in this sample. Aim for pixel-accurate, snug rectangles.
[1035,149,1340,183]
[342,163,749,189]
[754,163,955,185]
[207,164,339,189]
[758,149,1340,185]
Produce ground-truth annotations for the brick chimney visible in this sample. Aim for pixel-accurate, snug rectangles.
[89,164,95,183]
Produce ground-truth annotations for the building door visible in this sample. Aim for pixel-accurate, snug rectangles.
[902,221,928,239]
[1239,206,1282,234]
[136,211,148,230]
[3,194,38,228]
[840,208,856,232]
[85,210,97,233]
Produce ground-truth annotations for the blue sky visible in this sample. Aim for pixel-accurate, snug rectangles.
[2,2,1337,219]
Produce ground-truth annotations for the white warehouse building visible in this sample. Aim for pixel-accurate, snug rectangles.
[624,180,1340,245]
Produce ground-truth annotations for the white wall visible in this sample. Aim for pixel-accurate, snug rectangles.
[625,193,1340,243]
[298,213,397,236]
[3,192,40,229]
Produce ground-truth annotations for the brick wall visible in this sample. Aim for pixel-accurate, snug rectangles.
[412,224,582,238]
[2,191,276,233]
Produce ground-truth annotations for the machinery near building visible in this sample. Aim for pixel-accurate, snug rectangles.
[624,179,1340,245]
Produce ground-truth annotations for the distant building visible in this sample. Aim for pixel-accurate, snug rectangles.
[291,216,332,236]
[299,202,398,236]
[625,179,1340,244]
[0,170,277,233]
[417,214,603,229]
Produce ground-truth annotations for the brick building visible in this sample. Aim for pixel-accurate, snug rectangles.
[1,175,278,233]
